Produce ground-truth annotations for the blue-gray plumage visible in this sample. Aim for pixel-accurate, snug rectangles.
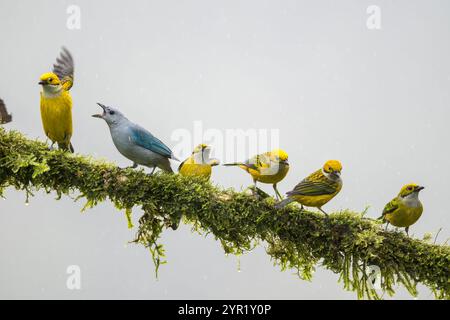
[93,103,178,173]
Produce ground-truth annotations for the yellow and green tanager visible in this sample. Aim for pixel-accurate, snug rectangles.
[380,183,424,236]
[224,149,290,200]
[276,160,343,215]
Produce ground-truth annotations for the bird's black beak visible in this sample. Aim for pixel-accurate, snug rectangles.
[332,171,341,178]
[92,103,106,118]
[416,186,425,192]
[38,81,46,85]
[281,159,289,165]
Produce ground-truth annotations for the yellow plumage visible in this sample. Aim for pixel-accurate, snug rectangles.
[179,162,213,179]
[384,205,423,228]
[40,87,73,149]
[288,180,342,208]
[39,48,75,152]
[178,144,219,180]
[224,149,289,200]
[276,160,343,214]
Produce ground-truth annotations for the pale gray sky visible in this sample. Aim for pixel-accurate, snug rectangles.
[0,0,448,299]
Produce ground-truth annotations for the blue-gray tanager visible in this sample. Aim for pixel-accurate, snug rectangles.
[92,103,178,173]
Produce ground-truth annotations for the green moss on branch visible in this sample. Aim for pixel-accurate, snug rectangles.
[0,128,448,299]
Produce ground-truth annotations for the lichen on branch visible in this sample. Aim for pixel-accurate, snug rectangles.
[0,128,449,299]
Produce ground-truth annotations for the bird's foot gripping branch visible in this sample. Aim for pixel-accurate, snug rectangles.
[0,128,449,300]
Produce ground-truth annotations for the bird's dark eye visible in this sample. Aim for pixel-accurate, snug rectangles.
[408,187,413,191]
[109,111,115,115]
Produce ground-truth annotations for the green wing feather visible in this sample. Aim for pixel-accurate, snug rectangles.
[238,153,269,171]
[288,181,336,196]
[379,197,399,220]
[225,152,271,172]
[287,171,337,197]
[241,155,258,170]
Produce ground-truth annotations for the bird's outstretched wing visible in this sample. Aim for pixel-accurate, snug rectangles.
[0,98,12,124]
[287,170,336,197]
[52,47,74,91]
[130,125,176,160]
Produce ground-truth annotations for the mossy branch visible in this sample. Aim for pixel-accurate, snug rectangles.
[0,128,449,300]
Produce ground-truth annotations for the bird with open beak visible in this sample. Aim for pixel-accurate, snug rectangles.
[93,103,178,173]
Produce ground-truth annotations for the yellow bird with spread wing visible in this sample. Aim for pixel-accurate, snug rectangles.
[39,47,75,152]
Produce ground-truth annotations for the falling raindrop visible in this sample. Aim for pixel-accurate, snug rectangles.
[25,192,30,206]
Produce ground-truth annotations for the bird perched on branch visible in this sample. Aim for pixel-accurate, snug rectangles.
[379,183,424,236]
[0,98,12,124]
[93,103,178,173]
[275,160,343,215]
[224,149,289,200]
[178,144,220,180]
[39,47,75,152]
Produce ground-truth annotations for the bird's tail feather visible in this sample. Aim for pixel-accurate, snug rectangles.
[275,197,295,209]
[58,142,74,153]
[223,162,243,167]
[159,160,174,174]
[166,166,174,174]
